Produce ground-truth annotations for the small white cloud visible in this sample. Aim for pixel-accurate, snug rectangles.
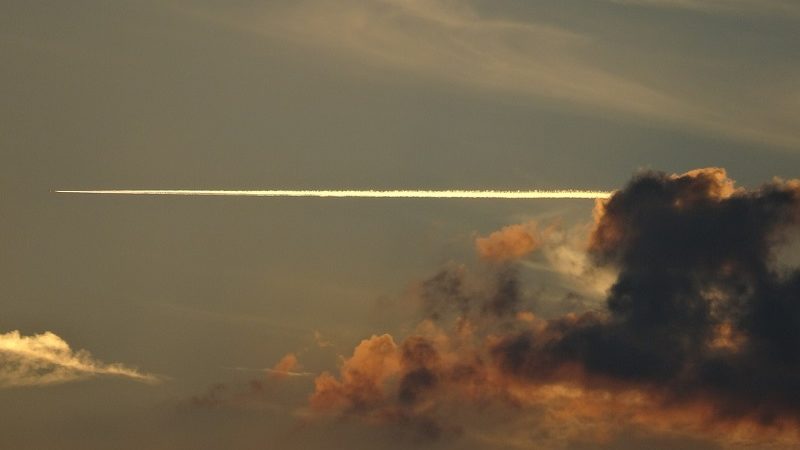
[0,330,160,388]
[525,223,616,298]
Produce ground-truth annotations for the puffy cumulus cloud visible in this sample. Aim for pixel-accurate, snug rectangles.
[310,334,402,413]
[266,353,312,379]
[475,223,540,263]
[0,330,159,387]
[309,330,507,441]
[302,168,800,448]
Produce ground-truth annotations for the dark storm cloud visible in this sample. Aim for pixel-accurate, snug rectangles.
[492,168,800,423]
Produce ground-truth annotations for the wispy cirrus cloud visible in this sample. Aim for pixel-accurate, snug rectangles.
[209,0,696,119]
[608,0,800,16]
[0,330,160,388]
[182,0,800,150]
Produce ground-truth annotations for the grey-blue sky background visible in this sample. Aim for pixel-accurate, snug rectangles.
[1,1,799,449]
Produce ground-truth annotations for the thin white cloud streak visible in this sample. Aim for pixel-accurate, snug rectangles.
[264,368,314,377]
[0,330,160,388]
[56,190,612,199]
[223,366,314,377]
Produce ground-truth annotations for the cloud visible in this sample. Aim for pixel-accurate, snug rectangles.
[191,353,314,410]
[188,0,800,150]
[475,218,614,299]
[216,0,694,120]
[310,334,402,413]
[607,0,800,16]
[301,168,800,447]
[0,330,159,387]
[266,353,313,379]
[309,330,497,441]
[476,223,539,263]
[494,167,800,422]
[535,221,618,298]
[416,263,526,321]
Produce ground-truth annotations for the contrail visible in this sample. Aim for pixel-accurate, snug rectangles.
[55,189,612,199]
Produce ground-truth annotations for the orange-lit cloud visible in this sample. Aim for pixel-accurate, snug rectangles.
[266,353,312,379]
[311,334,402,413]
[301,168,800,447]
[182,168,799,446]
[475,223,540,262]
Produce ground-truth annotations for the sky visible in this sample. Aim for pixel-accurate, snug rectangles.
[2,1,800,449]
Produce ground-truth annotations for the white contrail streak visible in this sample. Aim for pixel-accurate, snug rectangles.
[55,189,612,199]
